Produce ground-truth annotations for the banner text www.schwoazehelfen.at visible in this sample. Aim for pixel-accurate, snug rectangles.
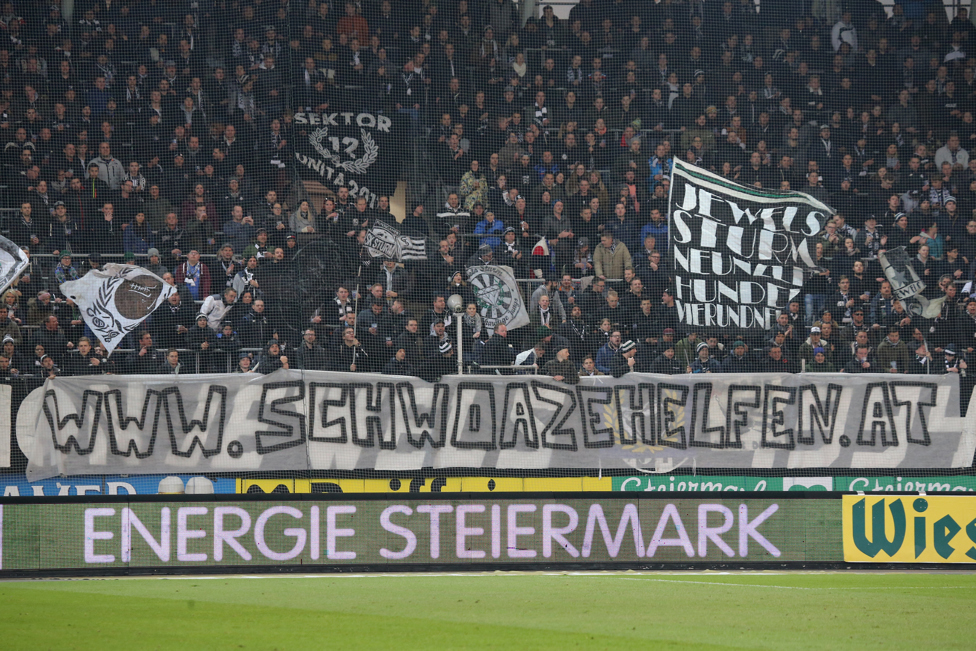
[16,370,976,480]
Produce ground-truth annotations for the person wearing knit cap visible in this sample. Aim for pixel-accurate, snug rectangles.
[690,341,720,373]
[807,346,836,372]
[611,339,638,377]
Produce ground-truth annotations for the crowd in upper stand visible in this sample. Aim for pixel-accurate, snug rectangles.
[0,0,974,380]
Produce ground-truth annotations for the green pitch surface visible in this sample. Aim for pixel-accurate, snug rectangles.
[2,572,975,650]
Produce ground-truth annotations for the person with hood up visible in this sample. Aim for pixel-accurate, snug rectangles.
[188,313,219,372]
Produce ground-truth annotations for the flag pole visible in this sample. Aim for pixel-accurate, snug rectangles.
[352,259,362,369]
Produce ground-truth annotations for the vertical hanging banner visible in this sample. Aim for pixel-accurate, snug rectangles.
[61,264,176,356]
[668,160,832,331]
[292,111,398,207]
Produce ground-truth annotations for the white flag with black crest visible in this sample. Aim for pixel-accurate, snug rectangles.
[0,234,29,294]
[61,263,176,356]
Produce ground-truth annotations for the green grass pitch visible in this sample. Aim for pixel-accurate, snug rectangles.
[2,572,974,650]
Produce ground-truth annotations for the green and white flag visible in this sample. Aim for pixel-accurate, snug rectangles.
[467,264,529,330]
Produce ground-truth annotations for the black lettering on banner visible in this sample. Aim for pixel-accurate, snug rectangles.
[796,383,843,445]
[450,382,497,450]
[347,382,396,448]
[159,386,228,458]
[726,385,760,448]
[689,383,726,448]
[255,381,308,454]
[898,382,937,446]
[42,389,103,455]
[611,385,641,446]
[308,382,352,444]
[857,383,897,447]
[761,386,796,450]
[102,388,160,458]
[638,384,657,446]
[500,383,540,449]
[576,386,615,449]
[658,383,689,450]
[531,380,579,451]
[396,382,448,449]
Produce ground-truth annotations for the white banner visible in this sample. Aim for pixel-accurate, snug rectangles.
[17,371,976,480]
[60,264,176,355]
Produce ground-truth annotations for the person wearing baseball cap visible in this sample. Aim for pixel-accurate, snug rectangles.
[611,339,638,377]
[942,345,968,375]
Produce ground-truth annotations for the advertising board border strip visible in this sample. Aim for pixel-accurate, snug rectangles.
[2,561,972,579]
[0,490,847,505]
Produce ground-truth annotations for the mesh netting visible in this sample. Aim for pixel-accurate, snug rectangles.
[1,1,976,499]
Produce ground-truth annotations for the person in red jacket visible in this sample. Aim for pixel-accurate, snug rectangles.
[174,249,212,301]
[336,2,369,41]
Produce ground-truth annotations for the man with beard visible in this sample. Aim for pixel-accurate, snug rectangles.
[295,328,328,371]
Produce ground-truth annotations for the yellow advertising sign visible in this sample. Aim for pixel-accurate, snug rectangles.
[238,477,612,494]
[842,495,976,563]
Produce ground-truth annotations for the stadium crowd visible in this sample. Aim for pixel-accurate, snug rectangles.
[0,0,975,382]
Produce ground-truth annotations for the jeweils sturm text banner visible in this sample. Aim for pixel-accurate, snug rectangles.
[16,370,976,479]
[0,497,840,572]
[668,159,832,331]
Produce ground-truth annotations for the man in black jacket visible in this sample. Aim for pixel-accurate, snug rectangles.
[393,318,425,369]
[649,343,684,375]
[126,331,160,374]
[31,315,72,367]
[482,323,516,374]
[295,328,328,371]
[611,339,638,377]
[152,293,195,350]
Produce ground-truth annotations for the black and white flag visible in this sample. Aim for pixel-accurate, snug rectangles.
[61,264,176,355]
[879,246,945,319]
[668,160,832,331]
[363,219,427,260]
[0,234,29,294]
